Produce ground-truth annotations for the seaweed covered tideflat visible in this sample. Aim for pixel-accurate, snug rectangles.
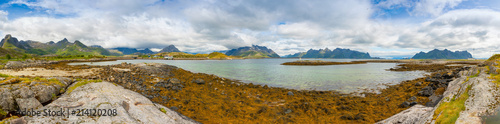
[0,58,484,123]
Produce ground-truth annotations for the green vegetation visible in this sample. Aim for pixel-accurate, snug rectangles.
[239,51,269,58]
[51,93,57,100]
[160,108,167,114]
[433,84,472,124]
[208,52,231,59]
[5,54,10,60]
[487,54,500,61]
[0,73,9,77]
[469,69,480,79]
[0,108,6,117]
[26,48,48,55]
[66,79,102,94]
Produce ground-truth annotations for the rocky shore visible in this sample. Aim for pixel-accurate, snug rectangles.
[379,57,500,123]
[1,58,497,123]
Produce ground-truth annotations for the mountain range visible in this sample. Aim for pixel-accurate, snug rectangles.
[225,45,280,58]
[0,34,121,57]
[111,47,155,55]
[412,49,472,59]
[285,48,372,59]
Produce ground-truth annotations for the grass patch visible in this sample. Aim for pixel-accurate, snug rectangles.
[0,73,10,77]
[433,84,472,124]
[160,108,167,114]
[51,93,57,100]
[470,69,480,78]
[66,79,102,94]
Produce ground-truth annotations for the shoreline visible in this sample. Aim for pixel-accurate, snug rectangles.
[1,58,480,123]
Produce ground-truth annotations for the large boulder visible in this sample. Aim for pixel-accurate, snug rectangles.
[15,97,42,110]
[7,82,198,124]
[0,88,16,112]
[0,77,76,120]
[376,105,433,124]
[417,86,434,97]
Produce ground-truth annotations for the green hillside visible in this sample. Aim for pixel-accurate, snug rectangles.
[225,45,280,58]
[0,34,121,57]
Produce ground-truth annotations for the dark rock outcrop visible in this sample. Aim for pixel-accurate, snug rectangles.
[411,49,472,59]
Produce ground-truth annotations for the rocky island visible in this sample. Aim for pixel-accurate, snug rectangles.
[281,60,367,65]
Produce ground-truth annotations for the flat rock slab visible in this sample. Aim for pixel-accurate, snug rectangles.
[376,105,434,124]
[10,81,198,124]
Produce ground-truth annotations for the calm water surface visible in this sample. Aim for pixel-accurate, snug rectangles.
[69,59,427,93]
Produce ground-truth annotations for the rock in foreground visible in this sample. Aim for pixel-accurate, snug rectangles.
[9,82,198,124]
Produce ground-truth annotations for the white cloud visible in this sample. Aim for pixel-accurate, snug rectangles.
[0,10,7,22]
[1,0,499,58]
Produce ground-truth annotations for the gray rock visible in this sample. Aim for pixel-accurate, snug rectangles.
[12,87,34,99]
[154,78,184,91]
[287,91,294,96]
[192,79,205,85]
[167,78,181,84]
[415,81,422,86]
[409,102,417,106]
[380,66,500,124]
[408,96,417,101]
[489,64,499,75]
[399,101,410,108]
[376,105,433,124]
[418,86,434,96]
[170,106,179,111]
[284,108,292,114]
[30,84,58,104]
[13,82,198,124]
[425,95,443,107]
[15,97,42,110]
[0,88,16,112]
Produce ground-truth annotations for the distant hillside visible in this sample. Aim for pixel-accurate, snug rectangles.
[112,47,155,55]
[159,45,181,53]
[1,34,31,51]
[285,48,371,59]
[225,45,280,58]
[0,34,121,56]
[412,49,472,59]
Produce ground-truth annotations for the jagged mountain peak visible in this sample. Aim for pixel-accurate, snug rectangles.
[159,45,181,53]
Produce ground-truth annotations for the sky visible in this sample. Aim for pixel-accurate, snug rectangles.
[1,0,500,58]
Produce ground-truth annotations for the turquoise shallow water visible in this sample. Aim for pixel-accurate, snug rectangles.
[69,59,427,93]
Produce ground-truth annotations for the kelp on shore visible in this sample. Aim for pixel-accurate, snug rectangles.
[7,60,476,123]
